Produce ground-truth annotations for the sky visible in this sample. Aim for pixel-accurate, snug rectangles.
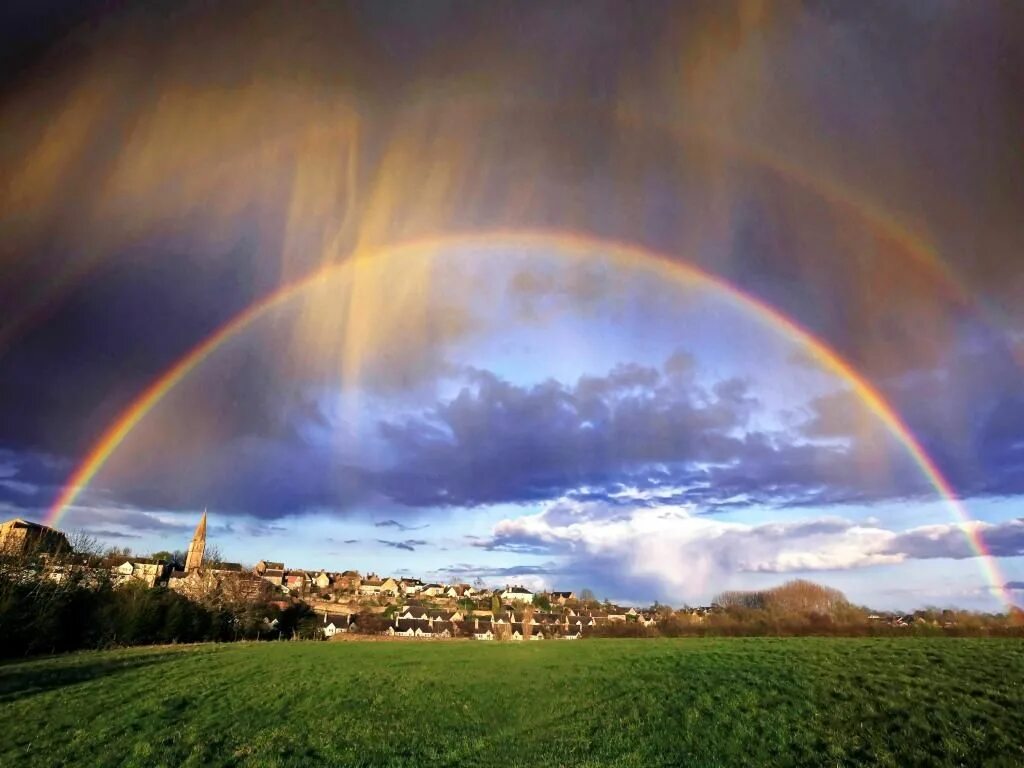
[1,1,1023,611]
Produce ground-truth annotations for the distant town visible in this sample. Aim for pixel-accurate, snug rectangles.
[4,512,1019,646]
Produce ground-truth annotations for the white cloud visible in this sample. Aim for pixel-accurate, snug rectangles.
[484,499,1021,604]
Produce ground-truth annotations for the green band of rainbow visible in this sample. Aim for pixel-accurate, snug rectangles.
[44,230,1014,607]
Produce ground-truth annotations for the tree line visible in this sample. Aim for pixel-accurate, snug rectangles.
[588,580,1024,638]
[0,540,317,659]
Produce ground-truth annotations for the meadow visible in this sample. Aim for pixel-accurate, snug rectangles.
[1,638,1021,767]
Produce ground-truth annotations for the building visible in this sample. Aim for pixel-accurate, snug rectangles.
[260,568,285,587]
[0,518,70,556]
[335,570,361,590]
[322,611,355,637]
[500,586,535,604]
[184,511,207,572]
[550,591,576,605]
[255,560,284,575]
[112,558,169,587]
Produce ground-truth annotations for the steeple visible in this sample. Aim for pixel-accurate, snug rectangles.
[184,509,207,572]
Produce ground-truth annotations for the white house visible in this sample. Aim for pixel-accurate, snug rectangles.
[323,612,355,637]
[500,586,534,604]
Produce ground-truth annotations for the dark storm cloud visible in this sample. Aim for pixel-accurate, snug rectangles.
[1,0,1023,528]
[802,338,1024,500]
[374,357,937,512]
[376,358,757,508]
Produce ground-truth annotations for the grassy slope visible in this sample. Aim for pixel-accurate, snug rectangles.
[0,638,1022,768]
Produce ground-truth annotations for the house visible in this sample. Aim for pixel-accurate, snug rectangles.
[470,615,494,639]
[284,572,307,593]
[379,577,400,596]
[314,571,332,590]
[500,586,534,604]
[0,518,70,555]
[444,585,461,599]
[359,577,384,596]
[398,607,430,621]
[335,570,361,590]
[260,568,285,587]
[255,560,284,575]
[112,558,169,587]
[420,583,446,597]
[550,591,575,605]
[323,612,355,637]
[388,618,433,637]
[399,579,421,595]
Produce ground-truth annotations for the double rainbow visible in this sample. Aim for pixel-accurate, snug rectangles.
[44,230,1014,607]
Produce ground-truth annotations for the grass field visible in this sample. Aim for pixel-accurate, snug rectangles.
[1,638,1022,767]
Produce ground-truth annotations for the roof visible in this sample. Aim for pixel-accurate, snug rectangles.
[192,511,207,539]
[216,562,243,572]
[395,619,432,634]
[503,586,533,594]
[3,518,55,531]
[550,591,574,598]
[260,561,284,569]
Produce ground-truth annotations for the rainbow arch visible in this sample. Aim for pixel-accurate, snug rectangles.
[44,229,1014,607]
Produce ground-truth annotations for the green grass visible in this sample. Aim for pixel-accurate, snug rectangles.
[1,638,1022,767]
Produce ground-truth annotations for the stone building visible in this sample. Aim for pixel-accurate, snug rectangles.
[184,511,206,572]
[0,518,70,556]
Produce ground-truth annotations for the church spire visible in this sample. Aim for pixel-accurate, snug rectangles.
[185,509,207,572]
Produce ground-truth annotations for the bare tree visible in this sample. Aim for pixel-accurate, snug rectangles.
[521,604,535,640]
[204,544,224,568]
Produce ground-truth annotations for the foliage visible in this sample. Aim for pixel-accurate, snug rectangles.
[1,638,1022,767]
[0,548,286,657]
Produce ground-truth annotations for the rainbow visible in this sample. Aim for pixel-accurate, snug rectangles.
[44,230,1014,607]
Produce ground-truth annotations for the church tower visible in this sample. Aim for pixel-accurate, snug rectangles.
[185,510,207,572]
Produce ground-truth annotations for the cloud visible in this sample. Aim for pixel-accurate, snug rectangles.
[474,498,1024,603]
[375,356,935,512]
[374,519,429,531]
[375,538,429,552]
[435,562,559,592]
[883,519,1024,560]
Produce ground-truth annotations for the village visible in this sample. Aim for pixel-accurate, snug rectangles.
[1,514,971,640]
[0,514,678,641]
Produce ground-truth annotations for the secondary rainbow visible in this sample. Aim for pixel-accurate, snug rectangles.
[44,229,1014,607]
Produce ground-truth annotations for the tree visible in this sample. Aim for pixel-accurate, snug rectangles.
[490,593,502,616]
[764,580,848,616]
[521,604,535,639]
[533,593,551,612]
[204,544,224,568]
[579,588,596,603]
